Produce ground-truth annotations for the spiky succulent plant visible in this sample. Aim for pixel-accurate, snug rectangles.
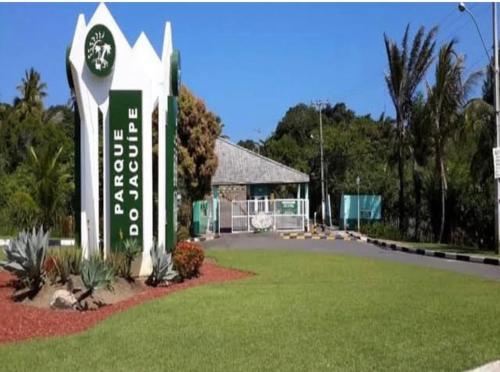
[76,257,115,310]
[146,242,178,287]
[80,257,115,293]
[0,227,49,292]
[122,238,141,278]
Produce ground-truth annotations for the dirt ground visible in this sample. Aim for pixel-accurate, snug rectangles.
[22,275,147,309]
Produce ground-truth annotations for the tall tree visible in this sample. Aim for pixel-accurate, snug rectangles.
[384,24,438,234]
[177,86,221,229]
[426,40,481,242]
[15,68,47,120]
[237,139,261,153]
[409,93,432,240]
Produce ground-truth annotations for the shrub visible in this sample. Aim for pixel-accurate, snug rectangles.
[0,227,48,295]
[7,191,40,231]
[173,241,204,280]
[45,247,82,284]
[146,242,178,287]
[361,222,403,241]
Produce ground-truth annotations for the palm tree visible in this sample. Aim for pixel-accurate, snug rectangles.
[15,68,47,119]
[29,145,70,230]
[409,93,432,241]
[384,24,438,234]
[426,40,482,242]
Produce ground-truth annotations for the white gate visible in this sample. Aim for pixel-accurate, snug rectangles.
[231,198,308,233]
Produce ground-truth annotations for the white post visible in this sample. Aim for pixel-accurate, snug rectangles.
[305,184,310,232]
[306,199,310,232]
[493,3,500,254]
[231,200,234,233]
[302,199,305,231]
[248,200,251,232]
[273,199,276,231]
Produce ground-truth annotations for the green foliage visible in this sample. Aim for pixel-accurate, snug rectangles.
[121,239,141,279]
[15,68,47,120]
[106,252,128,279]
[262,102,399,225]
[0,227,48,292]
[80,257,115,294]
[29,146,71,230]
[236,139,260,153]
[45,247,82,284]
[7,191,40,231]
[0,69,75,237]
[383,24,438,232]
[361,222,404,241]
[146,242,178,286]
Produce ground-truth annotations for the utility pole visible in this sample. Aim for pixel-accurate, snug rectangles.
[312,100,327,227]
[494,3,500,254]
[356,176,360,232]
[254,128,262,155]
[459,2,500,253]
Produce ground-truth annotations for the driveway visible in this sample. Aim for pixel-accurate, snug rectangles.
[202,232,500,281]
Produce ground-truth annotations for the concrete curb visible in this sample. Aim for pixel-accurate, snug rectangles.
[346,231,368,242]
[0,238,75,248]
[280,232,359,241]
[189,235,220,243]
[350,232,500,267]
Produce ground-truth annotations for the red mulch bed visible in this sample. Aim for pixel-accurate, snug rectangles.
[0,262,251,344]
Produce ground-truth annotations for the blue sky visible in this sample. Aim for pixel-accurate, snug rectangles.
[0,2,494,142]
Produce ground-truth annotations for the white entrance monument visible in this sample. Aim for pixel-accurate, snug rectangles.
[67,3,180,275]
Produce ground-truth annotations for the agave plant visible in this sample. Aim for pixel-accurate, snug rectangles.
[122,238,141,279]
[146,242,178,287]
[0,227,49,295]
[77,257,115,307]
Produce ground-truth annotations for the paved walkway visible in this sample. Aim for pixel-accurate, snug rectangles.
[202,232,500,281]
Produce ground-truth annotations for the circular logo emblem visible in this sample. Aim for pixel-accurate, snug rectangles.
[85,24,115,77]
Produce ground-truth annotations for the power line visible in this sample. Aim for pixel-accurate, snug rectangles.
[440,3,489,43]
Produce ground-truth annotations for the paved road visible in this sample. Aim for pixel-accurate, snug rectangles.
[203,232,500,281]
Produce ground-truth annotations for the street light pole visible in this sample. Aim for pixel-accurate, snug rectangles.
[459,2,500,253]
[319,105,325,227]
[313,100,327,227]
[493,2,500,254]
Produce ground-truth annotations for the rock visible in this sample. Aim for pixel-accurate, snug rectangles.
[81,296,105,311]
[50,289,78,309]
[468,361,500,372]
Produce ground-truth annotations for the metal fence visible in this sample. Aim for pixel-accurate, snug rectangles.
[231,198,309,233]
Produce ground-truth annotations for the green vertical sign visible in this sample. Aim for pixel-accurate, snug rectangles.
[166,96,177,252]
[109,90,143,251]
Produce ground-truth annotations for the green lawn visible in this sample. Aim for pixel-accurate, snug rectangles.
[1,250,500,371]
